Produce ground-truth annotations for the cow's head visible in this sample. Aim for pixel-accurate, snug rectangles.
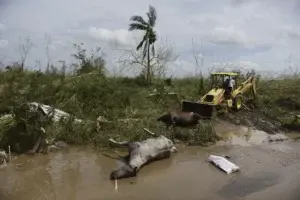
[110,164,137,180]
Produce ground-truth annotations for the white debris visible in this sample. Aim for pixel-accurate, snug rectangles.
[208,155,240,174]
[28,102,83,123]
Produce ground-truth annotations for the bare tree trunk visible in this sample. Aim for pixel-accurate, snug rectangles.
[147,40,151,85]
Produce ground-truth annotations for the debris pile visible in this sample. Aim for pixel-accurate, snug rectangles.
[0,102,75,154]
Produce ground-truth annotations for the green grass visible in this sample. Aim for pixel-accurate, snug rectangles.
[256,77,300,123]
[0,68,217,153]
[0,62,299,153]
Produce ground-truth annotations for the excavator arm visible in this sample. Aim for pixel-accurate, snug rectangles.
[181,72,258,119]
[232,75,257,99]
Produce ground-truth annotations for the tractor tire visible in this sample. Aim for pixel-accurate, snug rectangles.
[233,94,243,111]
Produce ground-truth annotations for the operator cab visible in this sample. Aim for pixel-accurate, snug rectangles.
[210,72,239,98]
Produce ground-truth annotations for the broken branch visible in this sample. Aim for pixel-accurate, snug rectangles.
[143,128,156,136]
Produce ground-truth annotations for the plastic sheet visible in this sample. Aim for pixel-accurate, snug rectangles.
[208,155,240,174]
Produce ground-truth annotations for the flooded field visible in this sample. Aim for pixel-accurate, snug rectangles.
[1,121,300,200]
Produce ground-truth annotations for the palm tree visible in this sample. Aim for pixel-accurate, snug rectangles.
[129,5,157,85]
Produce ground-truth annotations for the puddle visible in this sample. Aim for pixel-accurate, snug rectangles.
[0,120,300,200]
[0,140,300,200]
[215,120,294,147]
[218,171,280,198]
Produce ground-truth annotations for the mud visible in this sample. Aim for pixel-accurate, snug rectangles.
[1,122,300,200]
[219,108,282,135]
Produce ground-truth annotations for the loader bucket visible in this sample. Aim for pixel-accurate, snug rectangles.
[181,100,216,119]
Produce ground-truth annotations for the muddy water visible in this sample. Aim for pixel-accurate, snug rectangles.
[1,122,300,200]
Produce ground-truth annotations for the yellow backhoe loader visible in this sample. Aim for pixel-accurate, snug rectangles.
[181,72,257,119]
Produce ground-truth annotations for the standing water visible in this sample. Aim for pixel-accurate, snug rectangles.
[1,122,300,200]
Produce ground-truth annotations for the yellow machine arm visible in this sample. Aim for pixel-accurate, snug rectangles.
[232,75,257,99]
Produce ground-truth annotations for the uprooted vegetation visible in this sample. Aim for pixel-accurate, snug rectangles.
[0,68,220,154]
[0,69,299,155]
[0,45,300,154]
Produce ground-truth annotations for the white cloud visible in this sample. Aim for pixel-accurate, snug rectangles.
[168,59,196,77]
[209,60,279,78]
[0,0,299,76]
[279,26,300,42]
[207,26,253,47]
[0,40,8,48]
[212,60,262,72]
[0,24,6,32]
[88,27,140,47]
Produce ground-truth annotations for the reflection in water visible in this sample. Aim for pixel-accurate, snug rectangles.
[0,146,227,200]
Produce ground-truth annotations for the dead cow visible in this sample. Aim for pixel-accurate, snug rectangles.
[157,111,203,128]
[109,134,178,180]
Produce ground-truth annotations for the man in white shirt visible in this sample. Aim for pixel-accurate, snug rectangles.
[228,77,235,93]
[228,77,235,96]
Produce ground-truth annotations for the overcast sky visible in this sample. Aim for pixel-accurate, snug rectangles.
[0,0,300,77]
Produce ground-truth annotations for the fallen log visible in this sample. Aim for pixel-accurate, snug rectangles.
[27,127,68,154]
[109,133,178,180]
[27,127,48,154]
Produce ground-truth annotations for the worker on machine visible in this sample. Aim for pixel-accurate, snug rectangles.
[223,76,235,98]
[223,76,229,89]
[228,77,235,93]
[228,76,235,96]
[223,76,230,98]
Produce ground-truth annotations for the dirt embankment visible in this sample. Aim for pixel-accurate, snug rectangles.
[219,98,300,135]
[220,109,281,135]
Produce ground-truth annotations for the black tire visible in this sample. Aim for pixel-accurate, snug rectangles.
[233,94,243,111]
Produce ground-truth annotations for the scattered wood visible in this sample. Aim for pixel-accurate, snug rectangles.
[242,103,251,111]
[143,128,156,136]
[27,127,48,154]
[109,134,178,180]
[0,149,8,166]
[8,145,11,162]
[147,92,179,98]
[118,118,140,123]
[114,179,118,191]
[27,127,68,154]
[96,116,141,131]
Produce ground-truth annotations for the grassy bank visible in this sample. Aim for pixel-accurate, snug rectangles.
[0,68,216,152]
[256,76,300,127]
[0,67,299,153]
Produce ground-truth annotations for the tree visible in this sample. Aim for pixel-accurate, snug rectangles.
[129,5,157,85]
[18,36,33,71]
[71,43,106,76]
[191,38,205,95]
[114,36,177,81]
